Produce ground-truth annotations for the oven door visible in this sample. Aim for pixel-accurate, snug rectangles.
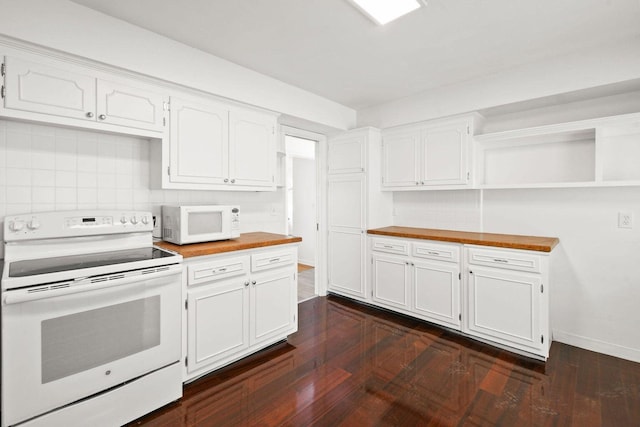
[1,266,182,426]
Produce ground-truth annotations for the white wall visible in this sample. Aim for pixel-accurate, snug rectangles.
[0,0,355,131]
[292,158,316,266]
[358,38,640,129]
[0,120,286,258]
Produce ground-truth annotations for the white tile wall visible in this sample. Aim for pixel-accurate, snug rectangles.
[392,190,482,231]
[0,120,286,258]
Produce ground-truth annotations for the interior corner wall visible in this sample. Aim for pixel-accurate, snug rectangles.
[0,0,356,131]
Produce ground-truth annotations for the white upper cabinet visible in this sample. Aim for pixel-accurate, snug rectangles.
[162,96,278,191]
[3,56,95,121]
[382,115,480,190]
[229,109,276,187]
[169,97,229,185]
[96,79,166,131]
[327,133,366,174]
[2,56,167,133]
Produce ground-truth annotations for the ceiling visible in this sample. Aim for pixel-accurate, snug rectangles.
[70,0,640,110]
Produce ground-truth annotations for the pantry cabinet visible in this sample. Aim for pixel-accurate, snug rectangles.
[381,115,482,190]
[2,55,167,133]
[327,128,393,302]
[184,246,297,381]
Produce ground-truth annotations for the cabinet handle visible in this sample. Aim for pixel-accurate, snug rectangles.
[269,258,280,263]
[218,268,227,272]
[224,178,229,183]
[86,112,94,118]
[493,258,509,263]
[427,251,440,256]
[383,245,394,249]
[98,114,106,120]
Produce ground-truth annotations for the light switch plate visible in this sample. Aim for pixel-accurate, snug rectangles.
[618,212,633,229]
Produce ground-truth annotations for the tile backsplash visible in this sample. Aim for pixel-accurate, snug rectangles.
[0,120,285,258]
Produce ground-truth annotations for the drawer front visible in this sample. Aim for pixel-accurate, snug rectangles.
[251,249,296,272]
[371,238,409,256]
[467,247,541,274]
[412,241,460,263]
[188,256,249,286]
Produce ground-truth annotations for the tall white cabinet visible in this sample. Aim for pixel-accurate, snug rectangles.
[327,128,392,301]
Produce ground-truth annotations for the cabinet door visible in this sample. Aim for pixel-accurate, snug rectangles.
[250,268,296,345]
[381,128,420,187]
[187,279,249,374]
[413,260,461,330]
[229,109,276,188]
[328,134,366,174]
[328,230,366,298]
[4,56,95,121]
[327,174,365,229]
[371,254,411,311]
[96,80,166,131]
[467,267,543,353]
[169,97,229,184]
[420,123,469,185]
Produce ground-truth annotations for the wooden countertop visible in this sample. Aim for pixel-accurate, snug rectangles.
[154,232,302,258]
[368,226,559,252]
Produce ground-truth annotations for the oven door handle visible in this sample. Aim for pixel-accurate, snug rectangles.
[3,265,182,305]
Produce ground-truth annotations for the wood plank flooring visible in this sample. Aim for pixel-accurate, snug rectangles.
[297,267,315,302]
[128,295,640,426]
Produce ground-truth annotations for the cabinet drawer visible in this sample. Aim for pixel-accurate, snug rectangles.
[467,247,541,274]
[412,241,459,263]
[188,256,249,286]
[371,238,409,256]
[251,249,296,272]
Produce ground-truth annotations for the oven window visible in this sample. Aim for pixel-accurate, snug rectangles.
[188,211,222,235]
[41,296,161,384]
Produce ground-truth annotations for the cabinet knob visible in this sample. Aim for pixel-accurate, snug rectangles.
[421,181,424,185]
[416,181,419,185]
[224,178,229,183]
[244,281,250,287]
[98,114,106,120]
[231,179,236,183]
[251,280,257,285]
[86,112,94,118]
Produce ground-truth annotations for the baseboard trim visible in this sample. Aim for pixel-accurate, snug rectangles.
[553,330,640,363]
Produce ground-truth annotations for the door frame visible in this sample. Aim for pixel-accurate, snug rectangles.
[280,125,327,297]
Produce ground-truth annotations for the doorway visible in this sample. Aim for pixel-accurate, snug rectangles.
[280,126,326,303]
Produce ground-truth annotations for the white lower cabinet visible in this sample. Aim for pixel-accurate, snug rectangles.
[368,236,552,360]
[370,237,461,330]
[465,246,550,358]
[184,246,298,381]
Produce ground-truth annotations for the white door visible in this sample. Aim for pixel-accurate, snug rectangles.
[187,279,249,374]
[371,254,411,311]
[327,174,366,298]
[413,260,461,330]
[169,97,229,184]
[250,269,296,345]
[4,56,95,121]
[421,124,468,185]
[467,267,543,352]
[229,109,276,188]
[327,134,365,174]
[96,80,167,131]
[382,128,420,187]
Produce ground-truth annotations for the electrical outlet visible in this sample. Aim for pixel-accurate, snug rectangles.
[618,212,633,229]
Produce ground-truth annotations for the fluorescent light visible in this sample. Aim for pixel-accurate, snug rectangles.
[349,0,423,25]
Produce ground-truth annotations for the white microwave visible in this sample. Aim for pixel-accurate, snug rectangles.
[161,205,240,245]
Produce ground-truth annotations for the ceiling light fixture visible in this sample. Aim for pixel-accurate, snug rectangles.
[348,0,424,25]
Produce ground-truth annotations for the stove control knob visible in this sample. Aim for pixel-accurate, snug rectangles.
[141,216,149,225]
[10,221,25,232]
[120,216,128,224]
[130,216,138,225]
[27,220,40,230]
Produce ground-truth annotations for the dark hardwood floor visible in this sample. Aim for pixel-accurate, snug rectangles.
[128,295,640,426]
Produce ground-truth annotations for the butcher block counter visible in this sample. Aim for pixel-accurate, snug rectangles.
[367,226,559,252]
[154,232,302,258]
